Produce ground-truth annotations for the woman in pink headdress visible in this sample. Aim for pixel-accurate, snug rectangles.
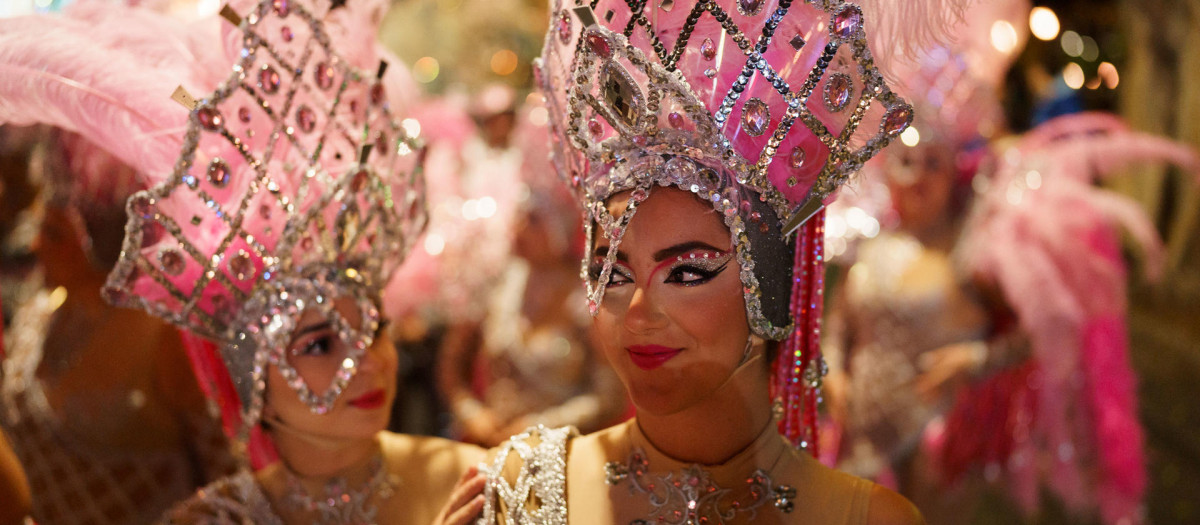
[0,1,488,523]
[822,3,1194,524]
[472,0,971,523]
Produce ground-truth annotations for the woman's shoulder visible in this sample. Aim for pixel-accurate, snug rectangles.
[783,448,923,525]
[157,470,282,525]
[864,484,924,525]
[379,431,486,474]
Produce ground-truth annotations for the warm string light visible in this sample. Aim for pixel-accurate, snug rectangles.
[490,49,518,76]
[1063,62,1085,90]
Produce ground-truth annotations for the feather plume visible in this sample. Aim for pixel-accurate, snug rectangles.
[960,112,1197,524]
[859,0,977,84]
[0,5,219,178]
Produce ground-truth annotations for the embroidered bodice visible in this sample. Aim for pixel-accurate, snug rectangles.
[479,421,876,525]
[162,432,485,525]
[832,232,988,473]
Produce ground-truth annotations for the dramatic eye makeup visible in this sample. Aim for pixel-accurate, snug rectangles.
[289,322,334,357]
[588,258,634,285]
[589,242,733,288]
[657,251,733,286]
[589,246,633,285]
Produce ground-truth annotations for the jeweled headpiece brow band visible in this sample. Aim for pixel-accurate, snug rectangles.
[102,0,427,346]
[545,0,913,236]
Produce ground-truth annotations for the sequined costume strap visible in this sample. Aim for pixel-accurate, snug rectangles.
[478,425,575,525]
[159,470,284,525]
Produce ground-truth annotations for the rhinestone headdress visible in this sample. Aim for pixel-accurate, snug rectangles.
[101,0,427,425]
[537,0,917,451]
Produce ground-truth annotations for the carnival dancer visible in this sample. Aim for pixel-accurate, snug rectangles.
[474,0,967,523]
[823,2,1193,521]
[821,0,1029,504]
[1,0,489,523]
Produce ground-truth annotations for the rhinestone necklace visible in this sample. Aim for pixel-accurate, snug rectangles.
[604,442,796,525]
[282,453,399,524]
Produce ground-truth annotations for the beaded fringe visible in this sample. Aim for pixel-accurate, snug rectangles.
[772,210,825,455]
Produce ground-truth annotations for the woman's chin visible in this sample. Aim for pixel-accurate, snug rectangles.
[625,383,696,418]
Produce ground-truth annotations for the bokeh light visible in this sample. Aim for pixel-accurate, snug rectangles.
[1030,7,1061,41]
[413,56,440,83]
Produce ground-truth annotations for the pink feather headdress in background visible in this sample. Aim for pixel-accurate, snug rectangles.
[949,112,1199,525]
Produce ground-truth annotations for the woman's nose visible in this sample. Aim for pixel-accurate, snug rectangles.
[622,285,668,334]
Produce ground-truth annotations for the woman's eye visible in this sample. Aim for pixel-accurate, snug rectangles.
[664,256,731,286]
[665,266,714,285]
[588,261,633,286]
[293,335,333,357]
[608,265,633,286]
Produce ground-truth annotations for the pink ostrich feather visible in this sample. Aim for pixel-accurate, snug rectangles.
[961,112,1198,524]
[0,8,202,176]
[858,0,975,85]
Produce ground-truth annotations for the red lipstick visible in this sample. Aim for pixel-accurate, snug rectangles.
[348,389,386,409]
[626,344,683,370]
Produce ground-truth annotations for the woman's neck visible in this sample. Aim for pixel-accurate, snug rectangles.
[270,427,381,480]
[634,357,773,465]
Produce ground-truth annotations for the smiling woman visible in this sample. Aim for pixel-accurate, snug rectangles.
[591,190,753,421]
[472,0,963,523]
[0,0,486,523]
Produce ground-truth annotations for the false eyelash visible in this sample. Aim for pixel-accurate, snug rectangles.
[588,260,633,283]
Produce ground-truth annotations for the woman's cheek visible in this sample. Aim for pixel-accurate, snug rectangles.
[662,279,747,359]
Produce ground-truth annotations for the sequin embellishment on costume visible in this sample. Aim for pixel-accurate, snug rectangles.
[478,426,574,525]
[282,454,399,524]
[604,449,795,525]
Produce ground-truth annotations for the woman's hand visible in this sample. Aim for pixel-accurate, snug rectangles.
[460,407,504,447]
[433,465,487,525]
[915,342,986,401]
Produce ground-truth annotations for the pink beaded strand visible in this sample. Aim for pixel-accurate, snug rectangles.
[772,210,825,455]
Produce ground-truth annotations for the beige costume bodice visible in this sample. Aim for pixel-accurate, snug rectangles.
[480,420,876,524]
[834,232,987,475]
[162,431,485,524]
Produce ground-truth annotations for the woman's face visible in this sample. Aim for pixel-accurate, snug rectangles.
[591,187,752,416]
[264,298,398,441]
[887,143,957,230]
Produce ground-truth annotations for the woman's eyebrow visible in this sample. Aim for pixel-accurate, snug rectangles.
[290,321,332,343]
[593,246,628,262]
[652,241,727,262]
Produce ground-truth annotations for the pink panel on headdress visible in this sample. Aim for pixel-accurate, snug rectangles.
[587,0,901,206]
